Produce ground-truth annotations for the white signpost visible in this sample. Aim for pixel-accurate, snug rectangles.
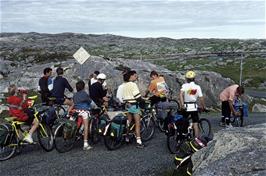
[73,47,91,79]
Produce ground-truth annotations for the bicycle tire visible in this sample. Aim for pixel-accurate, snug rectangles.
[54,123,75,153]
[89,118,101,144]
[140,115,155,142]
[0,133,18,161]
[167,132,184,154]
[103,126,123,150]
[198,118,211,138]
[37,123,54,152]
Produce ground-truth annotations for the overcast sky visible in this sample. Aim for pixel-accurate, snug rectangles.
[0,0,265,39]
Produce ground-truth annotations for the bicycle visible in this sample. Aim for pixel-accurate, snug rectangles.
[0,95,54,161]
[167,108,211,154]
[53,108,108,153]
[103,106,155,150]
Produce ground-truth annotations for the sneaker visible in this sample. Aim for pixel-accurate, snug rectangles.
[83,145,93,151]
[125,137,130,143]
[136,143,145,149]
[226,123,233,128]
[23,134,33,144]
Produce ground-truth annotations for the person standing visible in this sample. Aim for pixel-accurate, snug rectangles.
[219,84,244,126]
[122,70,145,148]
[39,67,53,104]
[89,73,108,107]
[179,71,205,138]
[51,67,73,107]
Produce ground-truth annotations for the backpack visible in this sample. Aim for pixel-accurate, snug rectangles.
[110,114,127,138]
[0,123,12,146]
[156,101,179,120]
[63,120,77,139]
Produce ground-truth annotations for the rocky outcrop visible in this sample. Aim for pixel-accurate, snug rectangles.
[0,55,234,108]
[252,104,266,112]
[193,123,266,176]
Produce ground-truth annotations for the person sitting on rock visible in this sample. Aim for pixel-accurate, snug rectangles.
[51,67,73,111]
[219,84,244,127]
[69,80,97,151]
[6,85,39,143]
[145,70,169,106]
[179,71,206,138]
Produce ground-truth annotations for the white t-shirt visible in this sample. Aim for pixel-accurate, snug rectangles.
[116,83,125,103]
[122,82,141,103]
[181,82,203,111]
[90,78,97,85]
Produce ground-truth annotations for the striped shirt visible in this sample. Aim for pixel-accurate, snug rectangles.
[122,82,141,103]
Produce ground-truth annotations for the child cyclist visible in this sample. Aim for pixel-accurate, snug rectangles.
[6,85,39,143]
[69,80,97,151]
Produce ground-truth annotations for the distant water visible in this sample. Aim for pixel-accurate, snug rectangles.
[1,0,265,39]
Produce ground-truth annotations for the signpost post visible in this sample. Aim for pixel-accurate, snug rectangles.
[73,47,90,79]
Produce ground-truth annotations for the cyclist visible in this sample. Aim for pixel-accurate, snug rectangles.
[145,71,168,106]
[219,84,244,127]
[90,71,100,86]
[179,71,205,138]
[70,80,97,151]
[51,67,73,109]
[116,68,131,105]
[89,73,108,107]
[122,70,145,148]
[38,67,52,104]
[6,85,39,143]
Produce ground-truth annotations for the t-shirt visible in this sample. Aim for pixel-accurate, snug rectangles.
[116,83,125,103]
[73,90,92,110]
[148,76,168,97]
[38,76,52,103]
[181,82,203,111]
[219,84,239,102]
[89,82,107,106]
[51,76,73,99]
[6,96,29,121]
[90,78,97,85]
[122,82,141,103]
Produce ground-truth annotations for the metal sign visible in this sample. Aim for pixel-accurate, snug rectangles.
[73,47,90,65]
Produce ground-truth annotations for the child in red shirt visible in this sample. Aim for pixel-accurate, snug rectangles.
[7,85,39,143]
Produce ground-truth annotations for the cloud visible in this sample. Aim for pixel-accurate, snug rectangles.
[1,0,265,38]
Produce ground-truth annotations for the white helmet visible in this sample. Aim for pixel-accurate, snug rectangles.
[97,73,106,80]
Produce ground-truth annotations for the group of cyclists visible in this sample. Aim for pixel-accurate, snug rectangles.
[4,66,245,169]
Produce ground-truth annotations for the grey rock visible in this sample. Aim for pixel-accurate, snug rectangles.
[252,104,266,112]
[193,123,266,176]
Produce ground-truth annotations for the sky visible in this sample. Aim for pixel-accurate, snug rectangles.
[0,0,265,39]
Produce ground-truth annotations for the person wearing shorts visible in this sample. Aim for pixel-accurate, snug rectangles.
[70,80,97,150]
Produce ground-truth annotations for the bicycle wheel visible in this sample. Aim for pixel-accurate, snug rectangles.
[89,118,101,144]
[167,132,184,154]
[103,125,123,150]
[37,123,54,152]
[0,133,18,161]
[140,115,155,142]
[198,118,211,137]
[54,123,75,153]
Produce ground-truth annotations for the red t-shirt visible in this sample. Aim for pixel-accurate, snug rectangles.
[6,96,29,121]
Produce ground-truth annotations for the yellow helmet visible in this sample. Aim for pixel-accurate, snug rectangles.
[185,71,196,79]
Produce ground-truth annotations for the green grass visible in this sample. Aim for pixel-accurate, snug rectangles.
[154,57,266,88]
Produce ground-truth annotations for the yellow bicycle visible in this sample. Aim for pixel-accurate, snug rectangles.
[0,95,54,161]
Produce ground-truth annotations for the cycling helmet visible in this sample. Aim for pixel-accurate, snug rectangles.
[97,73,106,80]
[185,71,196,79]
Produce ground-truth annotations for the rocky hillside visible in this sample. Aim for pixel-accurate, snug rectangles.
[193,123,266,176]
[0,33,265,111]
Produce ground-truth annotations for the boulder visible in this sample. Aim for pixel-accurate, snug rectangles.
[193,123,266,176]
[252,104,266,112]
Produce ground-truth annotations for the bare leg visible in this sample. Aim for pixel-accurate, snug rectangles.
[29,118,39,135]
[193,123,200,138]
[83,119,89,142]
[134,114,141,138]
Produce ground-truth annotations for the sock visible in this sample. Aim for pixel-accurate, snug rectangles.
[136,137,142,144]
[84,140,88,147]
